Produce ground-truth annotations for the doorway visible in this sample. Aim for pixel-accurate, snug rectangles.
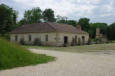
[64,36,68,44]
[82,36,85,45]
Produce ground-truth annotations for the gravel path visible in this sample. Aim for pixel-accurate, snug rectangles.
[0,49,115,76]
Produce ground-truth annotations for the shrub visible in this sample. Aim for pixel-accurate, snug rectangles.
[34,38,42,45]
[87,39,91,45]
[20,39,25,45]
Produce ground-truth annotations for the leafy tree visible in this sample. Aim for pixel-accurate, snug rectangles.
[57,16,77,27]
[17,19,26,26]
[78,18,90,32]
[43,9,56,22]
[107,23,115,40]
[31,8,42,23]
[24,10,32,23]
[66,20,77,27]
[0,4,17,35]
[24,7,42,24]
[56,15,67,22]
[89,23,108,38]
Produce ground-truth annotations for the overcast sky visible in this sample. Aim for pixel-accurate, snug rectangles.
[0,0,115,24]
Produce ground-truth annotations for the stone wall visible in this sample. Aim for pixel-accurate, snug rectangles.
[57,33,89,46]
[10,33,58,46]
[10,32,89,46]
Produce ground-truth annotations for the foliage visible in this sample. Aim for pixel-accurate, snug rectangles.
[78,18,90,32]
[66,20,77,26]
[89,23,108,38]
[57,16,77,27]
[34,38,42,45]
[111,40,115,43]
[87,39,91,45]
[0,38,55,70]
[107,23,115,40]
[20,38,25,45]
[43,9,56,22]
[24,7,42,24]
[0,4,17,35]
[17,19,26,26]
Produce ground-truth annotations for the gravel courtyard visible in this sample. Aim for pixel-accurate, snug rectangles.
[0,49,115,76]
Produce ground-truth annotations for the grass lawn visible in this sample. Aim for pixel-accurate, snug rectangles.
[0,38,55,70]
[25,43,115,53]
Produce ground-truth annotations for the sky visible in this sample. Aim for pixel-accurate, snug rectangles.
[0,0,115,24]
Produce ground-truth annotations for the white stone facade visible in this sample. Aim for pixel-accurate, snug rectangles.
[10,32,89,46]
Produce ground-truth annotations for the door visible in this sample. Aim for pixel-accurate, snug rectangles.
[64,36,68,44]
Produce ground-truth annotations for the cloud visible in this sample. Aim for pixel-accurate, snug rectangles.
[76,0,100,4]
[1,0,115,24]
[12,0,97,17]
[12,0,77,16]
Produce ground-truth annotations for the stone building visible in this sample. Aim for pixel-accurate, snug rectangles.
[10,22,89,46]
[95,28,108,43]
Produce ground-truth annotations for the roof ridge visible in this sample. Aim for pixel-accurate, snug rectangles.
[46,22,57,31]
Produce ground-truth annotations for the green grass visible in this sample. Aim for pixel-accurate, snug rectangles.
[112,40,115,43]
[25,43,115,53]
[0,38,55,70]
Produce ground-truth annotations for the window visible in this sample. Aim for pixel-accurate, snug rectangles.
[46,35,48,41]
[29,35,31,41]
[15,35,18,41]
[82,36,85,39]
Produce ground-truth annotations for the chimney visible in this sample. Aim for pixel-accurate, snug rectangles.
[76,24,81,31]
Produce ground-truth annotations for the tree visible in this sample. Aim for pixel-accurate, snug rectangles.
[78,18,90,32]
[24,7,42,24]
[89,23,108,38]
[56,16,77,27]
[56,16,67,24]
[56,15,67,22]
[17,19,26,26]
[66,20,77,27]
[107,23,115,40]
[24,10,32,23]
[0,4,17,35]
[43,9,56,22]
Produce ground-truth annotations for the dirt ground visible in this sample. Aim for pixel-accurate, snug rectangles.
[0,49,115,76]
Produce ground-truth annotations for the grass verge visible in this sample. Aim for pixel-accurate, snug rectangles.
[0,38,55,70]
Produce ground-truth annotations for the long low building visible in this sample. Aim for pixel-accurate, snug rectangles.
[10,22,89,46]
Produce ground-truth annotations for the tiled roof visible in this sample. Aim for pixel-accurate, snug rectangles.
[10,22,88,34]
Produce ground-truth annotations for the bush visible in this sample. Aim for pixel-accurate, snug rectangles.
[34,38,42,45]
[20,39,25,45]
[87,39,91,45]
